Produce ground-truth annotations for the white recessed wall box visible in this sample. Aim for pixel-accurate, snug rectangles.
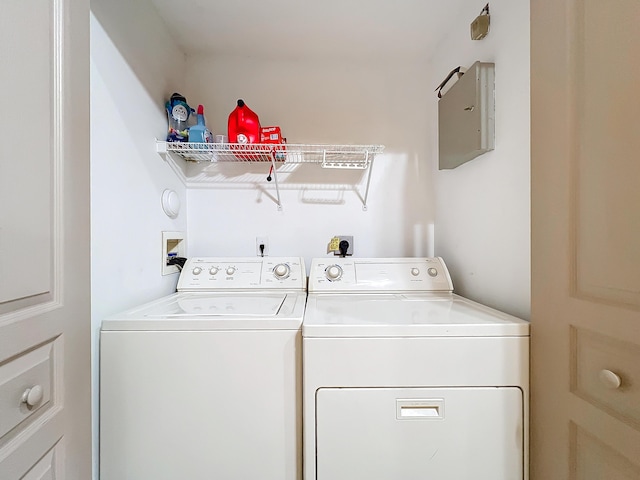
[437,61,495,170]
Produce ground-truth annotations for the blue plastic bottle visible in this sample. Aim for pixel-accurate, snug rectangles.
[188,105,213,143]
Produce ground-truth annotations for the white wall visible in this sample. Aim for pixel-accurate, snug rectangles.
[90,1,186,477]
[428,0,530,320]
[183,55,435,266]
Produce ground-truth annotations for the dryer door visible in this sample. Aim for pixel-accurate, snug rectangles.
[316,387,523,480]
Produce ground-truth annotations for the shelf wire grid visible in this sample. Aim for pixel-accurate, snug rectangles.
[162,142,384,169]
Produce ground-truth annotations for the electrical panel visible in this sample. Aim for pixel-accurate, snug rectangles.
[438,61,495,170]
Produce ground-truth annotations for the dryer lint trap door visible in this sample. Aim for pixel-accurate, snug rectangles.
[315,387,524,480]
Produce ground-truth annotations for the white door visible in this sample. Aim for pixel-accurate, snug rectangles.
[531,0,640,478]
[0,0,91,478]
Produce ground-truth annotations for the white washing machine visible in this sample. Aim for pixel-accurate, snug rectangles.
[100,257,306,480]
[303,257,530,480]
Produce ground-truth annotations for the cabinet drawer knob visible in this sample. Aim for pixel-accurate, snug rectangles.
[21,385,44,407]
[599,369,622,389]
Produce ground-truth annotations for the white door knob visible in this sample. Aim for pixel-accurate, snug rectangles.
[599,369,622,389]
[21,385,44,407]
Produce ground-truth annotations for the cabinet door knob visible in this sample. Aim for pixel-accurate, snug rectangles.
[599,369,622,389]
[21,385,44,407]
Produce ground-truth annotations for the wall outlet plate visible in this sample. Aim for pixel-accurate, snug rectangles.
[256,236,269,256]
[162,231,185,275]
[328,235,354,256]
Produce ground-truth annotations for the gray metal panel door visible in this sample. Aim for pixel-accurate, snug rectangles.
[438,62,495,169]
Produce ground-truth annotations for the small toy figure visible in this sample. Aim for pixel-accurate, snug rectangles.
[165,92,194,142]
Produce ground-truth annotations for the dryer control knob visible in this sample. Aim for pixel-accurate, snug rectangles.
[192,267,202,275]
[325,265,343,281]
[209,267,219,275]
[226,267,236,276]
[411,268,420,276]
[427,268,438,277]
[273,263,290,279]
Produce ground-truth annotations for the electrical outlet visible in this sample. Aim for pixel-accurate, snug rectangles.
[256,236,269,257]
[331,235,354,256]
[162,231,186,275]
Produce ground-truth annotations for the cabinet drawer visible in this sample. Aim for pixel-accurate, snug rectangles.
[0,342,53,441]
[21,443,59,480]
[0,440,62,480]
[571,326,640,430]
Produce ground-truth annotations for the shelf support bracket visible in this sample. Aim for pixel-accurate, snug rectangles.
[361,151,374,211]
[270,149,283,211]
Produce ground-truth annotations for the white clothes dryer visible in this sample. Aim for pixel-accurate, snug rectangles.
[100,257,306,480]
[303,257,530,480]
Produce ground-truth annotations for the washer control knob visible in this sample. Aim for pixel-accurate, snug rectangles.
[226,267,236,276]
[325,265,343,281]
[427,268,438,277]
[209,267,219,275]
[273,263,290,279]
[192,267,202,275]
[411,268,420,276]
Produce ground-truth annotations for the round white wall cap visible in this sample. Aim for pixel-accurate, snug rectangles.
[161,189,180,218]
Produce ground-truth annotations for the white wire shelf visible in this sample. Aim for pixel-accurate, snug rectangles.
[156,140,384,211]
[157,141,384,169]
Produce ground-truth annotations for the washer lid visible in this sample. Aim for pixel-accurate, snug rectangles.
[302,293,529,337]
[102,291,306,331]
